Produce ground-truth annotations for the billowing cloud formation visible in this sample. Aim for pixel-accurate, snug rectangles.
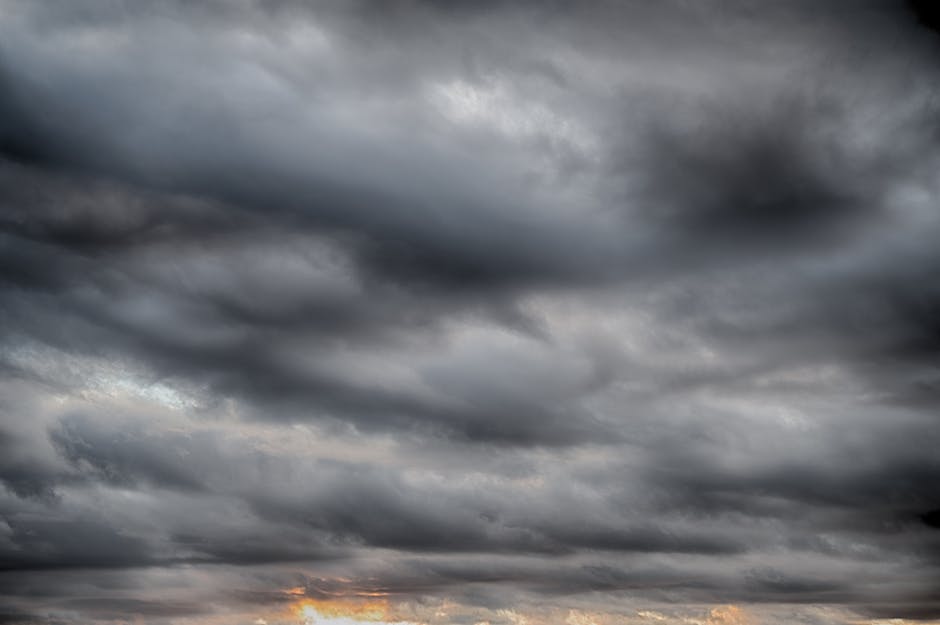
[2,1,940,624]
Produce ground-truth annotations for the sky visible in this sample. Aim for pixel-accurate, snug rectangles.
[1,1,940,624]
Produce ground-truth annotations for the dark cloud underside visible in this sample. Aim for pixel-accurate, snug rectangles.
[2,1,940,624]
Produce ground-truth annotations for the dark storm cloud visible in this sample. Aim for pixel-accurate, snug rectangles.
[48,598,206,620]
[628,97,877,246]
[0,161,612,445]
[908,0,940,35]
[0,431,60,500]
[3,0,940,624]
[0,485,157,572]
[0,26,621,292]
[40,413,743,558]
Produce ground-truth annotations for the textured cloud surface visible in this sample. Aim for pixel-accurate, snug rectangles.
[2,1,940,624]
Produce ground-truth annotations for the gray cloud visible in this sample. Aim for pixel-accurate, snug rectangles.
[2,1,940,624]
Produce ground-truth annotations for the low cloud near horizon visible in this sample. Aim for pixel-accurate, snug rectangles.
[2,2,940,624]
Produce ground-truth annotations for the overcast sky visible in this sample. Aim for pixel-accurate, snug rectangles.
[2,1,940,624]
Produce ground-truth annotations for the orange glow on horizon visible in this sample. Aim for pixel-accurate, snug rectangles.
[293,598,389,622]
[281,590,420,625]
[704,605,751,625]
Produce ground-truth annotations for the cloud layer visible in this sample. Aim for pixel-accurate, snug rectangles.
[2,1,940,624]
